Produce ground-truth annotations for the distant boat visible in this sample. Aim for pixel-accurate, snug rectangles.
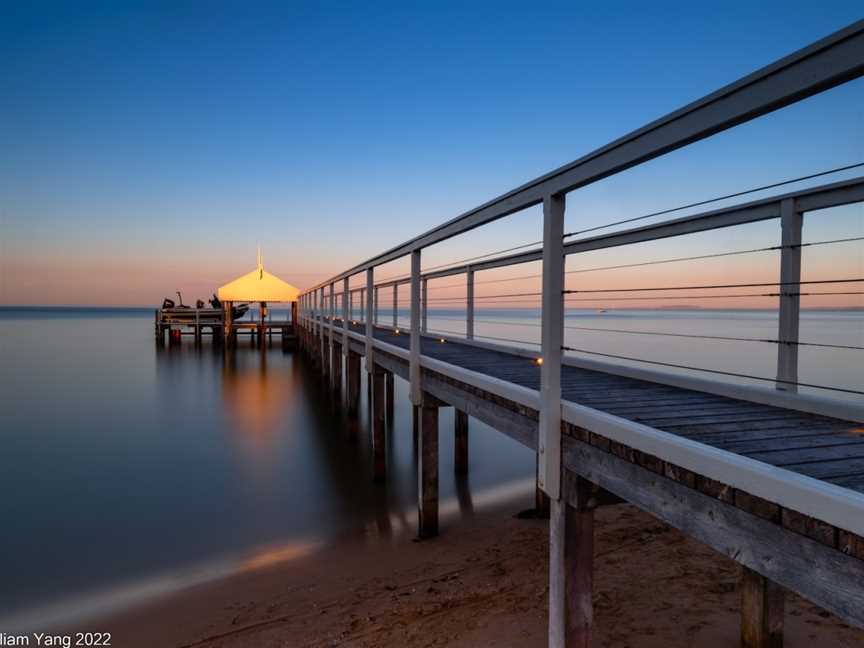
[597,309,607,313]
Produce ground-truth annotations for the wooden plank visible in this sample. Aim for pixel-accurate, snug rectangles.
[745,443,864,466]
[667,418,851,435]
[829,474,864,492]
[651,411,800,438]
[781,509,836,546]
[783,457,864,480]
[693,425,853,447]
[420,370,538,451]
[562,436,864,626]
[640,412,804,428]
[609,403,778,421]
[572,394,725,408]
[717,433,864,454]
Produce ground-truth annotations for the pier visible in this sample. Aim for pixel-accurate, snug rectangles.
[295,21,864,648]
[155,252,299,348]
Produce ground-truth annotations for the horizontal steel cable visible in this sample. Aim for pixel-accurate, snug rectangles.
[563,278,864,294]
[421,236,864,291]
[427,316,863,349]
[562,162,864,239]
[564,291,864,301]
[375,241,542,284]
[561,324,864,350]
[560,346,864,395]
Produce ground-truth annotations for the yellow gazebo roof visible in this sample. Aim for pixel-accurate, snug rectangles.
[217,250,300,303]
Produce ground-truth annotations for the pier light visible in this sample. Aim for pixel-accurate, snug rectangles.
[536,357,543,366]
[395,328,401,335]
[439,338,445,343]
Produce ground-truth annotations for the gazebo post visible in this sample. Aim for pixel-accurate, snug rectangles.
[215,250,300,350]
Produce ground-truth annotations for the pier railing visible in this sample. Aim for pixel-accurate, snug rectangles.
[299,22,864,528]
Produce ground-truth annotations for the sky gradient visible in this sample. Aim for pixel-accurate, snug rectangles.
[1,1,862,307]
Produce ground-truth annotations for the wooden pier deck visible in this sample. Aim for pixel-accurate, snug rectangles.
[293,21,864,648]
[299,316,864,643]
[346,321,864,497]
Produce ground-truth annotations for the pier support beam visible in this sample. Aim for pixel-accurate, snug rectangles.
[418,394,440,538]
[372,366,386,482]
[550,475,594,648]
[347,350,361,440]
[741,567,785,648]
[332,341,343,393]
[454,409,469,475]
[385,371,395,422]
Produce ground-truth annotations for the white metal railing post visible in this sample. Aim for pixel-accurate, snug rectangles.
[421,278,428,333]
[374,286,380,324]
[360,288,365,323]
[366,269,374,368]
[392,284,398,329]
[541,193,567,648]
[342,278,349,354]
[777,198,803,392]
[539,193,566,499]
[410,250,422,404]
[319,287,326,359]
[466,266,475,340]
[329,282,335,362]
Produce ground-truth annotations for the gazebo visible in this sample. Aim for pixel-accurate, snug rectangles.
[217,249,300,345]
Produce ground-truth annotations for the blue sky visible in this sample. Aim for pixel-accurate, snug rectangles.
[1,1,862,304]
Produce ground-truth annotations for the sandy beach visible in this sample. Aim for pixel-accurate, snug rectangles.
[87,500,863,648]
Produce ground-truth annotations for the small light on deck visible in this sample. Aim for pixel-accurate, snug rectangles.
[535,357,543,366]
[439,338,445,343]
[395,328,401,335]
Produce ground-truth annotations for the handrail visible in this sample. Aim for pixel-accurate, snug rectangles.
[365,176,864,286]
[297,21,864,518]
[303,19,864,292]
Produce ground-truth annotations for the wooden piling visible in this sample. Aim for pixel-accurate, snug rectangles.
[346,350,361,439]
[385,371,395,422]
[549,475,594,648]
[741,566,785,648]
[322,327,330,380]
[454,409,469,475]
[332,341,343,393]
[372,366,386,482]
[418,395,439,538]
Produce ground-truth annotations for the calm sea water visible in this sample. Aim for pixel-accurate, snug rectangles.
[0,307,861,627]
[0,308,534,628]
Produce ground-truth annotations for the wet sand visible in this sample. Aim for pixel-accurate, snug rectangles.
[90,501,863,647]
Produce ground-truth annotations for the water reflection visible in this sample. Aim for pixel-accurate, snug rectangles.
[0,311,535,628]
[221,349,296,450]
